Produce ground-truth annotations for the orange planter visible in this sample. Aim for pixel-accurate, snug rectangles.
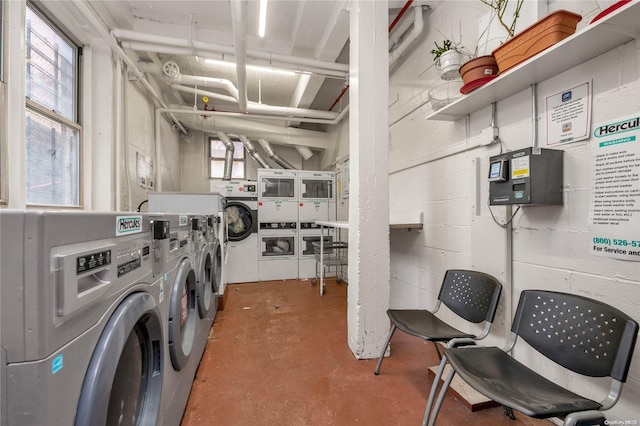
[492,10,582,73]
[459,55,499,85]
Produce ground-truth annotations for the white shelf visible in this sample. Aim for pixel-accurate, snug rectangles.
[390,212,423,229]
[426,2,640,121]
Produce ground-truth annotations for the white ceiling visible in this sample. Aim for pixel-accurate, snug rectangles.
[91,0,360,130]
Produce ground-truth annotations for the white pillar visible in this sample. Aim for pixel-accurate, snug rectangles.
[347,0,390,359]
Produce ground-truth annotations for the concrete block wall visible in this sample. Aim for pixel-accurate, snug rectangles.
[378,1,640,421]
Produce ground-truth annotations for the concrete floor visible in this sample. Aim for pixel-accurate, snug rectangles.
[181,279,551,426]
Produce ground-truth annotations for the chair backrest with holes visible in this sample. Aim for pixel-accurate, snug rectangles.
[437,270,503,324]
[512,290,639,381]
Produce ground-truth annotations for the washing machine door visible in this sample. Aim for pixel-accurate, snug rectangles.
[169,257,197,370]
[213,240,222,295]
[196,242,214,319]
[75,291,163,426]
[226,201,257,242]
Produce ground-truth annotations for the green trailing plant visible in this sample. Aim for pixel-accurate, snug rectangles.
[431,39,454,62]
[480,0,525,39]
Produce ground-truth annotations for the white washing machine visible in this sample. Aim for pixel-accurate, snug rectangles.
[257,169,298,222]
[258,221,299,281]
[298,171,337,279]
[159,214,203,426]
[0,211,165,425]
[212,180,259,284]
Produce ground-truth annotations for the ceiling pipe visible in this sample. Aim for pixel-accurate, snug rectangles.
[170,74,241,102]
[113,28,349,76]
[69,2,188,136]
[230,0,248,111]
[216,131,235,180]
[170,84,338,120]
[326,0,423,111]
[159,106,333,149]
[239,135,271,168]
[158,105,348,126]
[258,139,296,169]
[389,4,424,67]
[296,146,314,161]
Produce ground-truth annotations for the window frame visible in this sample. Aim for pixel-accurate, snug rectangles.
[24,2,83,208]
[208,134,246,180]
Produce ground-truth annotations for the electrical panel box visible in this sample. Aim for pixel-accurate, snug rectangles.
[489,147,563,206]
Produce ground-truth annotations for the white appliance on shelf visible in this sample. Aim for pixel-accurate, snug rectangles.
[298,171,337,279]
[257,169,298,222]
[212,180,259,284]
[258,221,299,281]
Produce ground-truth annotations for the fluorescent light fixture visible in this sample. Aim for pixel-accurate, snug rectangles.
[259,0,268,38]
[204,58,295,76]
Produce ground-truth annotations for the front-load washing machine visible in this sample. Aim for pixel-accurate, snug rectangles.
[190,215,218,346]
[159,214,204,426]
[0,211,165,425]
[213,180,259,284]
[149,191,226,309]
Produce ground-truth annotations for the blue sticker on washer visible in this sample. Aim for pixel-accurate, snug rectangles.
[514,191,524,199]
[52,354,63,375]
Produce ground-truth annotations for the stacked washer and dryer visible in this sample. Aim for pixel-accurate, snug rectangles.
[257,169,300,281]
[1,211,166,425]
[297,171,337,279]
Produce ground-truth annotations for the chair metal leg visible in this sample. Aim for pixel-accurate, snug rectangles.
[422,354,448,426]
[374,324,396,375]
[426,365,456,426]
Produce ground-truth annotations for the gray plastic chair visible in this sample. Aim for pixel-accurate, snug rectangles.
[424,290,639,426]
[374,269,502,375]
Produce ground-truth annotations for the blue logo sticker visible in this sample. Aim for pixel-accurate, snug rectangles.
[52,354,63,375]
[514,191,524,199]
[561,91,572,102]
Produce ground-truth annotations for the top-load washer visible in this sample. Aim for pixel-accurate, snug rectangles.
[0,211,165,426]
[212,180,259,284]
[298,171,337,279]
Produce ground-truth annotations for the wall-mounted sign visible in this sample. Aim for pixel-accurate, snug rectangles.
[546,82,591,146]
[589,114,640,261]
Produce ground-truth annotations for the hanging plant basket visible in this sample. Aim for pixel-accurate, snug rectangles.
[492,10,582,73]
[437,50,465,81]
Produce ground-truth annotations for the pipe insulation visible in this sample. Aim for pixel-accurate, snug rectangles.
[112,28,349,75]
[158,106,347,140]
[230,0,248,111]
[389,5,424,66]
[216,131,235,180]
[258,139,296,169]
[170,84,338,120]
[239,135,271,168]
[296,146,314,161]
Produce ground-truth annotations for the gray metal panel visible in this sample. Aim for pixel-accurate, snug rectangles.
[148,192,225,215]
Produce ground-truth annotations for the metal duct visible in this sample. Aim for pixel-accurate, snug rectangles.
[216,132,235,180]
[295,146,314,161]
[258,139,296,170]
[239,135,270,168]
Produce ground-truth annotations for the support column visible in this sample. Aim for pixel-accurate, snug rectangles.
[347,0,390,359]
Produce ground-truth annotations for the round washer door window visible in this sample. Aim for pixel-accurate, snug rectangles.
[75,292,163,426]
[169,258,197,370]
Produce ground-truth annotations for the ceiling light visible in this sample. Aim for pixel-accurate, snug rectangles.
[204,58,295,76]
[259,0,268,38]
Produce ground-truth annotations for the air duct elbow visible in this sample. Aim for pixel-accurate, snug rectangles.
[239,135,270,168]
[258,139,295,169]
[217,131,235,180]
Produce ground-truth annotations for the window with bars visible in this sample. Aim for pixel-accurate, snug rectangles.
[209,136,245,179]
[25,4,81,206]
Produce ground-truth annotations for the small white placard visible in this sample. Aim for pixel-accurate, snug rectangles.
[546,82,591,146]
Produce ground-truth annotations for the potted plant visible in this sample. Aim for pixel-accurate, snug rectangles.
[458,0,524,91]
[431,39,467,81]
